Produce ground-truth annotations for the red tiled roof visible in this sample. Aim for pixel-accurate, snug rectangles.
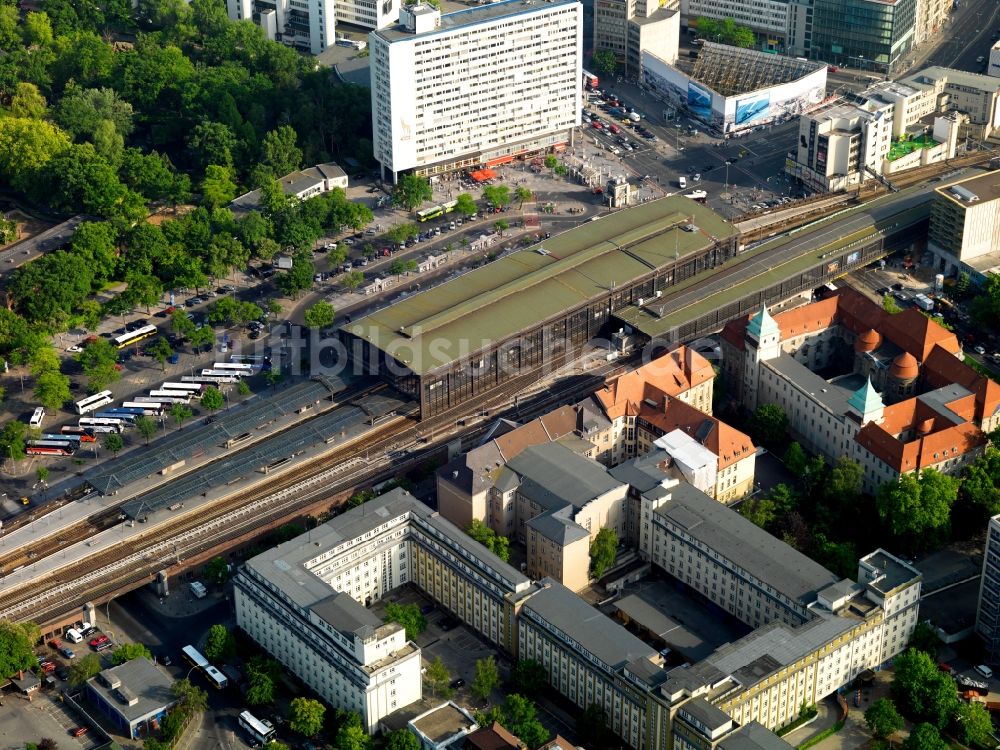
[638,397,754,469]
[595,347,714,421]
[923,346,1000,426]
[493,405,579,462]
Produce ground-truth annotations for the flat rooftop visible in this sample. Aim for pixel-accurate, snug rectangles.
[411,702,476,743]
[87,657,175,723]
[374,0,580,43]
[935,170,1000,206]
[343,197,736,375]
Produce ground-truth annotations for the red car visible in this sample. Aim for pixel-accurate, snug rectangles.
[89,635,109,648]
[40,661,56,673]
[48,639,61,649]
[591,120,603,130]
[72,727,88,738]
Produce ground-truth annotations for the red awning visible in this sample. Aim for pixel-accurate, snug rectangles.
[485,155,514,167]
[551,143,567,152]
[469,168,497,182]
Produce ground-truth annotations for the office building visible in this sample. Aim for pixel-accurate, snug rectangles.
[720,288,995,492]
[369,0,583,182]
[809,0,917,74]
[235,489,533,730]
[684,0,790,52]
[226,0,338,54]
[594,0,679,75]
[928,170,1000,280]
[788,79,960,192]
[899,66,1000,138]
[976,515,1000,662]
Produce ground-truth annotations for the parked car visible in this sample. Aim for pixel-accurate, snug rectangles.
[71,728,88,738]
[59,647,75,659]
[89,635,109,648]
[48,639,62,649]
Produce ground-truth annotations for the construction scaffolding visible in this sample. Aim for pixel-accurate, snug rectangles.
[691,42,825,97]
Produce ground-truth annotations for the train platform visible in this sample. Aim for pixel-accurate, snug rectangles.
[0,390,413,607]
[0,376,362,558]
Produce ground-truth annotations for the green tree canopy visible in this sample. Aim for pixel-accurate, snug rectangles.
[424,656,451,698]
[68,652,102,686]
[864,698,903,740]
[748,403,788,448]
[471,656,500,702]
[303,300,335,329]
[200,387,224,412]
[902,723,947,750]
[385,729,420,750]
[876,469,958,552]
[952,701,993,747]
[384,603,426,641]
[510,659,547,697]
[103,431,124,457]
[204,623,236,662]
[589,527,618,579]
[0,620,40,678]
[891,648,958,728]
[482,185,511,210]
[591,49,617,77]
[289,697,326,737]
[454,192,478,217]
[392,174,433,212]
[466,519,510,562]
[111,642,153,665]
[0,421,30,462]
[500,694,549,750]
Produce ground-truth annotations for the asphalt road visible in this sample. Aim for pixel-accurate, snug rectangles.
[923,0,1000,72]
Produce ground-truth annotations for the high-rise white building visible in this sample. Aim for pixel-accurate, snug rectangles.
[977,515,1000,663]
[227,0,337,53]
[369,0,583,182]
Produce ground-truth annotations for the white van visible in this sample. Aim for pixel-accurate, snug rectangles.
[29,407,45,428]
[976,664,993,679]
[678,176,687,189]
[64,628,83,644]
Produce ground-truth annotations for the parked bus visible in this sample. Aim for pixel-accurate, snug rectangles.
[238,712,276,745]
[27,444,75,456]
[41,433,83,443]
[181,645,209,670]
[113,324,158,350]
[210,363,254,375]
[99,406,148,416]
[94,411,139,423]
[201,369,246,379]
[182,375,240,385]
[148,390,192,404]
[75,390,114,416]
[204,665,229,689]
[78,417,126,433]
[122,402,165,416]
[230,355,269,365]
[160,382,204,394]
[60,426,97,442]
[29,439,76,450]
[582,69,599,90]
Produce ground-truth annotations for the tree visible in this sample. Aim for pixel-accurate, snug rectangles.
[482,185,511,211]
[246,669,276,705]
[891,648,958,728]
[385,729,420,750]
[883,294,902,314]
[275,251,314,299]
[865,698,903,740]
[591,49,617,78]
[454,192,478,217]
[53,87,133,144]
[289,697,326,737]
[824,456,863,506]
[146,337,174,371]
[907,621,941,657]
[22,11,54,47]
[514,186,533,208]
[749,403,788,448]
[0,118,71,194]
[783,442,807,475]
[544,155,558,170]
[335,720,372,750]
[424,656,451,697]
[471,656,500,702]
[11,83,47,120]
[392,174,433,212]
[103,431,125,457]
[384,602,426,641]
[260,125,303,177]
[36,466,50,485]
[187,121,236,171]
[111,642,153,665]
[903,723,947,750]
[467,519,511,562]
[509,659,547,697]
[493,219,509,236]
[204,623,236,662]
[68,653,102,686]
[34,369,71,412]
[201,165,237,209]
[0,620,40,678]
[170,403,194,430]
[188,325,215,353]
[501,694,549,750]
[204,555,229,584]
[304,301,335,329]
[0,421,29,462]
[577,704,613,750]
[953,700,993,746]
[172,678,208,713]
[876,470,958,552]
[79,338,121,391]
[343,270,365,292]
[589,528,618,579]
[200,387,224,412]
[238,379,252,397]
[135,416,158,449]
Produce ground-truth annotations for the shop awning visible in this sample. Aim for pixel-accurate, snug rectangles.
[469,168,497,182]
[485,155,514,167]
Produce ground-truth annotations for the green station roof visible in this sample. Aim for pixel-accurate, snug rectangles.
[343,197,736,375]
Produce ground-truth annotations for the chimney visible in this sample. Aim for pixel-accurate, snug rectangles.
[663,395,669,413]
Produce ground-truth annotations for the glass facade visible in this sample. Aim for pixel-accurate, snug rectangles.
[810,0,915,72]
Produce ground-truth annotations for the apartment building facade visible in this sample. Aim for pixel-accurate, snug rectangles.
[595,0,679,75]
[976,515,1000,662]
[928,170,1000,279]
[226,0,338,54]
[369,0,582,182]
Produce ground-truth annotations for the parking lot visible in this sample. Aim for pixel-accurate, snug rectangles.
[0,691,100,750]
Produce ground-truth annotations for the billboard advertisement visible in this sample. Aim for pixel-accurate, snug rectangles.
[687,82,713,121]
[735,92,770,125]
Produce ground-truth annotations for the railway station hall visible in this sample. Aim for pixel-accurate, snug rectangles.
[340,197,739,418]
